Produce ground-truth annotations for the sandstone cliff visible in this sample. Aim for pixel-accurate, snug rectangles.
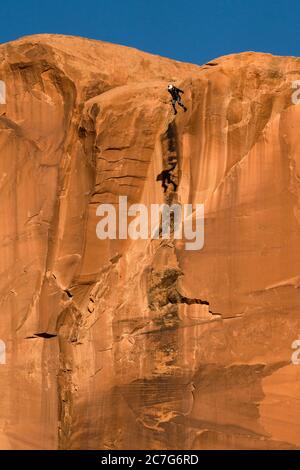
[0,34,300,450]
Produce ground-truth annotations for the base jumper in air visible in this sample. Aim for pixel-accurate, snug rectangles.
[168,84,187,115]
[156,162,177,193]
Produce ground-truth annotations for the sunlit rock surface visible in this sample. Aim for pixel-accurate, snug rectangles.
[0,34,300,449]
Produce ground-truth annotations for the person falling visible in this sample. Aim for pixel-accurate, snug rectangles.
[156,161,177,193]
[167,84,187,115]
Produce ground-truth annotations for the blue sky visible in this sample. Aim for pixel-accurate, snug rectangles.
[0,0,299,65]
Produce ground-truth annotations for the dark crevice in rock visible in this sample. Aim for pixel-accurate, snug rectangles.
[110,253,122,264]
[105,146,130,151]
[173,295,209,306]
[34,332,57,339]
[168,290,221,316]
[78,126,87,138]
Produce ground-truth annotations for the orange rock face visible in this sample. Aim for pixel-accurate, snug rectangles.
[0,34,300,450]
